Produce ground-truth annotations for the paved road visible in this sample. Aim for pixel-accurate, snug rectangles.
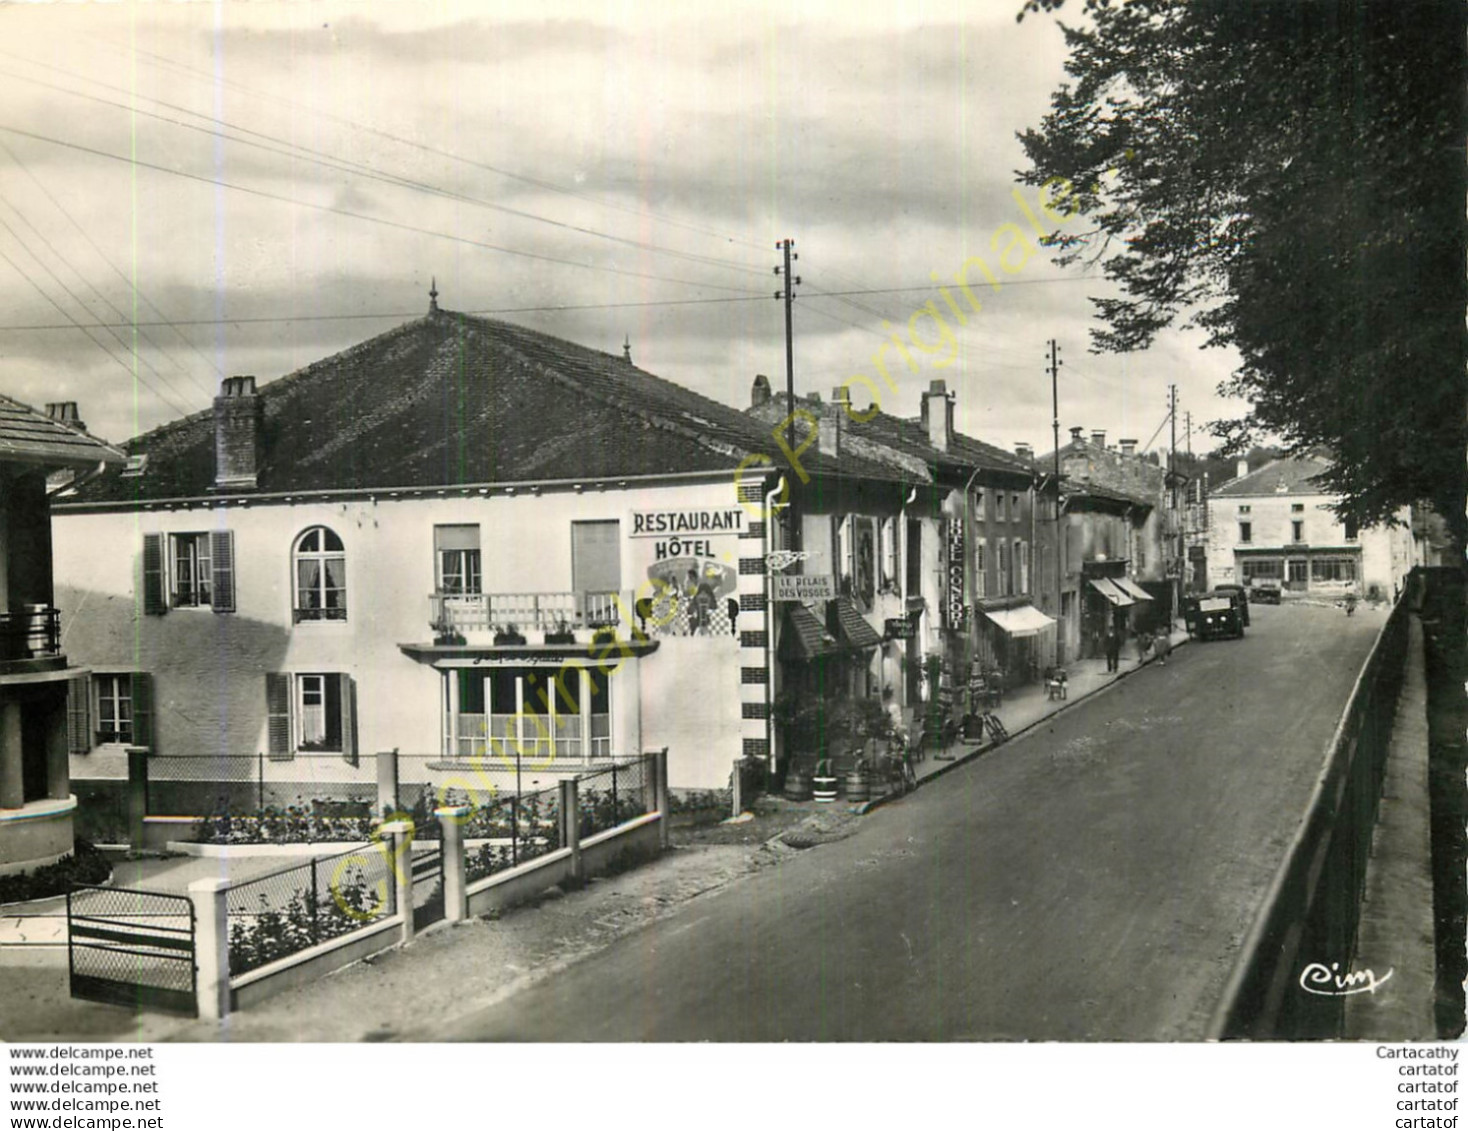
[440,603,1389,1041]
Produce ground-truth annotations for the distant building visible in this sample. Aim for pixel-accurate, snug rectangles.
[1037,428,1179,662]
[1205,455,1415,599]
[0,398,123,875]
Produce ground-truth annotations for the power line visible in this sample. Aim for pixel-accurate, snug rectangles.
[0,294,773,331]
[0,188,215,398]
[0,61,774,283]
[0,138,225,385]
[0,211,202,409]
[74,36,774,255]
[0,242,192,417]
[0,123,770,298]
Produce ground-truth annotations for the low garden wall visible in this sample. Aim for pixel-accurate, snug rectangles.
[189,751,670,1020]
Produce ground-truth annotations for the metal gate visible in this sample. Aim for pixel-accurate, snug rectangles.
[68,885,196,1016]
[411,846,444,932]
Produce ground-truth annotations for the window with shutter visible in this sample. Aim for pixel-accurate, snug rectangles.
[339,674,357,766]
[67,675,91,754]
[130,673,154,751]
[210,530,236,612]
[95,674,132,745]
[142,534,167,615]
[266,673,292,759]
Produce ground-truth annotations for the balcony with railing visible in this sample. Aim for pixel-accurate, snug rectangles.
[430,591,627,638]
[421,585,738,649]
[0,606,64,675]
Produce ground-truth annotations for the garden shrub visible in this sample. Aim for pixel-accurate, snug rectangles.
[0,839,112,904]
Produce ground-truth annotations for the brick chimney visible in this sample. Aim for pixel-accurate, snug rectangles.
[920,379,953,452]
[215,375,264,490]
[45,402,85,432]
[1091,429,1106,448]
[751,374,771,408]
[1015,442,1034,461]
[818,387,847,457]
[1118,438,1137,457]
[1237,458,1249,480]
[1069,426,1084,444]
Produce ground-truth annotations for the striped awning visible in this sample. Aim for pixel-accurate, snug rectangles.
[832,597,884,650]
[984,604,1057,638]
[1087,578,1135,607]
[781,604,840,661]
[1113,577,1153,601]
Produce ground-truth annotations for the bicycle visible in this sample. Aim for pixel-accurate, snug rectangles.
[884,732,918,795]
[980,710,1009,746]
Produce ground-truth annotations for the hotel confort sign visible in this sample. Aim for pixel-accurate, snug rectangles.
[630,508,745,619]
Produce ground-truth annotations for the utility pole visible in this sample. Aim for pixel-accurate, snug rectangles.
[1169,384,1180,626]
[1047,339,1063,664]
[774,239,800,459]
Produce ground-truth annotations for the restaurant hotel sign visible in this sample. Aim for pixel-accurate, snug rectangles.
[631,507,745,623]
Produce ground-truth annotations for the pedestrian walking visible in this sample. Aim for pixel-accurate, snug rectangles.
[1104,624,1121,673]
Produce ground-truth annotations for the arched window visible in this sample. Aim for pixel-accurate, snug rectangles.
[293,527,346,622]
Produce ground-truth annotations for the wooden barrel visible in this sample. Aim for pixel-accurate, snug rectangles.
[784,766,812,801]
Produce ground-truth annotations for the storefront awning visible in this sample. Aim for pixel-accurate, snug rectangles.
[1113,577,1153,602]
[1087,578,1135,607]
[832,597,884,650]
[780,604,840,661]
[984,604,1057,638]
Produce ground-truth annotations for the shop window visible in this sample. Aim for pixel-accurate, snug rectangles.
[1311,557,1358,583]
[450,667,604,764]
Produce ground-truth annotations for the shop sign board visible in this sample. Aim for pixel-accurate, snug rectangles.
[773,574,837,603]
[884,616,917,640]
[944,519,966,629]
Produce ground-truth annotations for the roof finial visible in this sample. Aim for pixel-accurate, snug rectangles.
[622,334,632,364]
[429,277,439,314]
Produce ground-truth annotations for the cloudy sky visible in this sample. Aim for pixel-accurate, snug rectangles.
[0,0,1244,458]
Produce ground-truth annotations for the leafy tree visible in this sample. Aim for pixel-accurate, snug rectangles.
[1017,0,1466,545]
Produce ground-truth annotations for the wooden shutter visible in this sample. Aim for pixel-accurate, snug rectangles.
[339,674,357,766]
[210,530,235,613]
[67,675,91,754]
[142,534,167,615]
[266,673,292,760]
[130,672,154,751]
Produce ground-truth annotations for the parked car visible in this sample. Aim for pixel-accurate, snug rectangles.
[1213,583,1251,626]
[1250,579,1283,604]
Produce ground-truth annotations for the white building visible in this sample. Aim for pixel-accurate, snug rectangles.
[1205,455,1416,600]
[53,303,954,819]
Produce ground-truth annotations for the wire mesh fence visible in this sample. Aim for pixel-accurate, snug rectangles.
[577,757,652,839]
[224,843,397,976]
[146,753,377,832]
[463,783,563,884]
